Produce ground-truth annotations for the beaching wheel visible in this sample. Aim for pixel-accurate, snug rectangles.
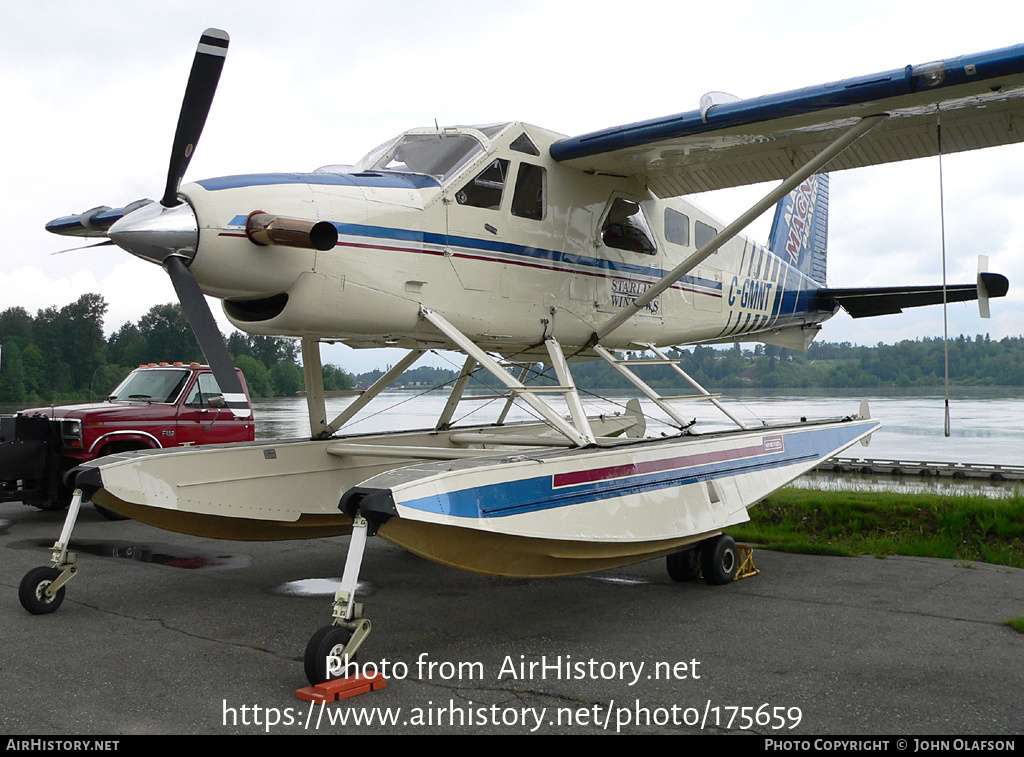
[700,535,738,585]
[19,566,65,615]
[666,549,701,581]
[304,625,354,686]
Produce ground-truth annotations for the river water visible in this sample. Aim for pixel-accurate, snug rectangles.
[251,387,1024,498]
[252,387,1024,464]
[5,388,1020,496]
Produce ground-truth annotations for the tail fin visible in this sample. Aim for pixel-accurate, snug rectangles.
[767,172,829,284]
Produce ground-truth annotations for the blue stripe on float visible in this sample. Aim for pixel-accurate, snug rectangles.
[398,424,872,520]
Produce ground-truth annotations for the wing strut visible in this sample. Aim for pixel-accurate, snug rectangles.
[592,114,888,344]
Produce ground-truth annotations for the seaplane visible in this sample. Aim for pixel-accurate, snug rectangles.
[25,28,1018,685]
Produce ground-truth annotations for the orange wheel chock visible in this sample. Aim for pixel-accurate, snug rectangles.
[296,672,387,704]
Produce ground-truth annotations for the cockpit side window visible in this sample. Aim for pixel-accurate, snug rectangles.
[601,198,657,255]
[456,159,509,210]
[511,163,546,221]
[510,133,540,156]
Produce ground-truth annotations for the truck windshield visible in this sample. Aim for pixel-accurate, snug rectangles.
[108,369,190,403]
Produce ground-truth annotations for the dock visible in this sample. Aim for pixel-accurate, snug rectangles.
[818,457,1024,481]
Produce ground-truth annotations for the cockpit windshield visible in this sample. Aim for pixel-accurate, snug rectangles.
[352,132,486,183]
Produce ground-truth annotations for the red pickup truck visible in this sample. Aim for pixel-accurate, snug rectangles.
[0,362,254,515]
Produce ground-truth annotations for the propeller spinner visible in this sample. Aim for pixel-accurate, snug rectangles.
[46,28,249,418]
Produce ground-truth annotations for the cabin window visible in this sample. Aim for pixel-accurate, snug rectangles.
[601,198,656,255]
[695,220,718,249]
[510,133,540,156]
[511,163,546,220]
[456,158,509,210]
[665,208,690,246]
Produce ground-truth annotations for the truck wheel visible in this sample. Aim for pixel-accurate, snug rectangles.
[31,483,73,512]
[35,499,69,512]
[19,566,65,614]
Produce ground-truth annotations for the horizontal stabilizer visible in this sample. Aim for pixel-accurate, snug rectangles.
[821,273,1008,318]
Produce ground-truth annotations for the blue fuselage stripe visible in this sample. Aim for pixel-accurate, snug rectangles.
[223,211,831,317]
[224,216,729,293]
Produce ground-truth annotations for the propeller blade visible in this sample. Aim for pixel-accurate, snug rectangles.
[162,28,229,208]
[163,255,250,418]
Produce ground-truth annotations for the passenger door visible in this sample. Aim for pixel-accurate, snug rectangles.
[595,195,664,322]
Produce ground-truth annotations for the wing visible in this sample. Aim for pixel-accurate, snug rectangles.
[549,44,1024,197]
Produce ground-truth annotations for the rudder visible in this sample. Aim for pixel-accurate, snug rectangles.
[767,173,829,285]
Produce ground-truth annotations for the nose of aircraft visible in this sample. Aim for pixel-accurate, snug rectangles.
[107,201,199,266]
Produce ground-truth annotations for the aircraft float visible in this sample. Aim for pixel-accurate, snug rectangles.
[24,29,1018,685]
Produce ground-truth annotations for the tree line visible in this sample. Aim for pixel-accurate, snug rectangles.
[3,293,1022,406]
[0,294,353,405]
[350,334,1024,394]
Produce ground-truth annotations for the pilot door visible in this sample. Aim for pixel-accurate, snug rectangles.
[444,158,551,299]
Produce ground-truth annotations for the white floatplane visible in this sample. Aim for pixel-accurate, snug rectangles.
[29,29,1018,684]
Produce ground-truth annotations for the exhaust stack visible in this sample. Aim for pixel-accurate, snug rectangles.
[245,212,338,251]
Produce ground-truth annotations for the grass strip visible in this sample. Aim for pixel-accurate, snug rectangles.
[730,488,1024,569]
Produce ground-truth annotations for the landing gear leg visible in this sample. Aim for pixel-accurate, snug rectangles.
[19,488,84,614]
[304,515,373,685]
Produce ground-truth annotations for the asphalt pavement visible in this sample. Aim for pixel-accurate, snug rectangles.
[1,498,1022,735]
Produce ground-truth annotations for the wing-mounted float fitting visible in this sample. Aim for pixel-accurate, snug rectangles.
[245,212,338,251]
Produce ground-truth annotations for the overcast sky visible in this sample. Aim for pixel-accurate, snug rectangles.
[4,1,1024,373]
